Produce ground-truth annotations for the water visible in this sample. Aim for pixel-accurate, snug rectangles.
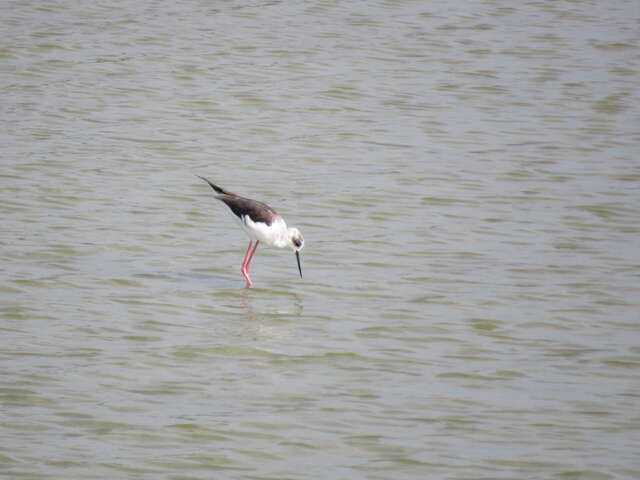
[1,0,639,478]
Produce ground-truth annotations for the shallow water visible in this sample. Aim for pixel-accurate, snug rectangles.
[1,1,639,478]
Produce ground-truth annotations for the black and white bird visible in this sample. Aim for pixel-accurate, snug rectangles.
[197,176,304,288]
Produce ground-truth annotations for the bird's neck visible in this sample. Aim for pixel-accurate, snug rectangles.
[257,219,289,249]
[272,234,291,249]
[271,226,295,249]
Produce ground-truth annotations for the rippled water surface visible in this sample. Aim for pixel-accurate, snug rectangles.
[2,1,639,478]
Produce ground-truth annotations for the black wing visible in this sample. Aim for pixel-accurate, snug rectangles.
[197,176,235,195]
[215,195,278,226]
[197,176,278,226]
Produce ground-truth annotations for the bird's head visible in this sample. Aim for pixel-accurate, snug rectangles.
[288,227,304,278]
[288,228,304,252]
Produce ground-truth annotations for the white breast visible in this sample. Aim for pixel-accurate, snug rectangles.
[239,215,289,248]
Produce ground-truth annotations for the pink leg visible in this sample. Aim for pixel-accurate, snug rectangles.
[240,240,259,288]
[247,240,259,265]
[241,241,254,270]
[241,241,253,287]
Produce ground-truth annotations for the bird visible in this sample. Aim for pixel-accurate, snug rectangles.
[197,176,304,288]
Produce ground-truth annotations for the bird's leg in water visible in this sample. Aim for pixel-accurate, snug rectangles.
[240,240,259,288]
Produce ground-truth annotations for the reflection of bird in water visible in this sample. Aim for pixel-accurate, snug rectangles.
[197,176,304,288]
[228,281,305,346]
[238,289,304,320]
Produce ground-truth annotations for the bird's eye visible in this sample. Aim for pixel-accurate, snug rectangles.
[293,238,301,247]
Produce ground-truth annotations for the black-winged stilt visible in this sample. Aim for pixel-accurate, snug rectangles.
[197,176,304,288]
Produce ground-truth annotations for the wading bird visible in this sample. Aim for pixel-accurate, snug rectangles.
[197,176,304,288]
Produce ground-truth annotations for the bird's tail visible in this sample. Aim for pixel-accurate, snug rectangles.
[196,175,235,196]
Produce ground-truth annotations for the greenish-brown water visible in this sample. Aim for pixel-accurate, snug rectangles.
[1,1,639,478]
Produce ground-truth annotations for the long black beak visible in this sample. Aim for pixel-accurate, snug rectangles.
[295,251,302,278]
